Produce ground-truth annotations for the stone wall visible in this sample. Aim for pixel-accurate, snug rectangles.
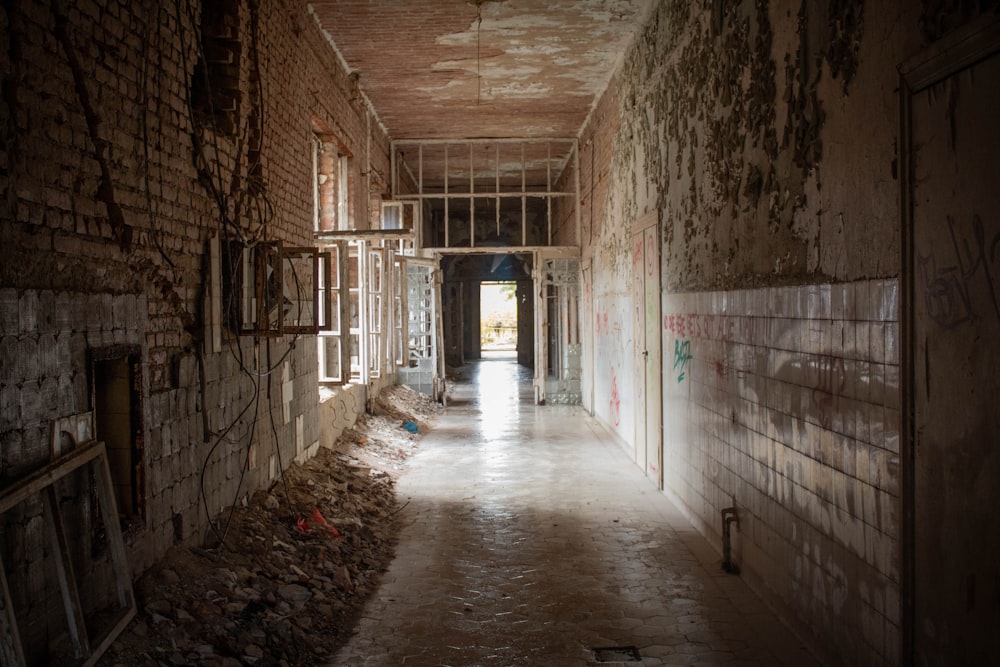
[0,0,388,659]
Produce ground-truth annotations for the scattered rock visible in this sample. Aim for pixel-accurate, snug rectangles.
[333,565,354,592]
[144,599,172,616]
[277,584,311,603]
[99,385,440,666]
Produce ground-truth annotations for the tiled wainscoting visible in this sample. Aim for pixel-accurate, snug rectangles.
[661,279,900,665]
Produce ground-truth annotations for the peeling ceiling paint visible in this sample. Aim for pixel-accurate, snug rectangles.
[310,0,654,141]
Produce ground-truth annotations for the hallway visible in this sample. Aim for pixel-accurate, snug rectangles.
[333,357,821,666]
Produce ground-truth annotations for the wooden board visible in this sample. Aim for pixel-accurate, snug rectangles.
[0,440,136,666]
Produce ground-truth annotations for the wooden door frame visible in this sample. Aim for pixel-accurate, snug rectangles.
[632,212,662,487]
[898,16,1000,665]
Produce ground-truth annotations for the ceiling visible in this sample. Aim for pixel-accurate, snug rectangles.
[310,0,654,142]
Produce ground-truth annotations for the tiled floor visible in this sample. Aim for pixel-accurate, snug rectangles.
[332,355,820,666]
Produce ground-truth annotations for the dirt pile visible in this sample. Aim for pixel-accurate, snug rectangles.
[99,385,440,667]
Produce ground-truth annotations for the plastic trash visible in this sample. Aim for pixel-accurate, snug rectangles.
[295,506,340,537]
[401,421,419,434]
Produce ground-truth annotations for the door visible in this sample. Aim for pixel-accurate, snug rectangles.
[533,249,581,404]
[632,215,662,486]
[516,279,534,368]
[901,17,1000,666]
[399,258,443,401]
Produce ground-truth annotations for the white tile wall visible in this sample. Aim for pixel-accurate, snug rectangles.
[661,278,900,665]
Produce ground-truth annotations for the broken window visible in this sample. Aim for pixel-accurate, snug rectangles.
[392,257,407,367]
[346,242,364,381]
[222,240,331,336]
[368,247,385,379]
[313,137,352,232]
[317,242,346,383]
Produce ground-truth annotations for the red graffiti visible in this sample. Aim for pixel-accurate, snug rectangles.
[596,311,610,337]
[646,232,656,277]
[664,313,747,345]
[610,368,621,426]
[663,314,690,337]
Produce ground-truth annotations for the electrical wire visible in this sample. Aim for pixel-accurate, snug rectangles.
[139,0,175,268]
[171,0,328,551]
[266,338,297,520]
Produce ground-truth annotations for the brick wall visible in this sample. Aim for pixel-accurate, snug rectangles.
[0,0,389,658]
[0,289,148,661]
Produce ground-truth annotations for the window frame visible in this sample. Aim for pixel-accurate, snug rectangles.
[313,135,353,232]
[317,241,347,383]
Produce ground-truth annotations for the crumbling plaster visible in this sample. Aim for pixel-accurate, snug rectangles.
[594,0,918,292]
[578,1,940,664]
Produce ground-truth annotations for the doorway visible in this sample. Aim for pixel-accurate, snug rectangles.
[900,17,1000,665]
[91,348,144,531]
[480,282,517,355]
[440,253,534,370]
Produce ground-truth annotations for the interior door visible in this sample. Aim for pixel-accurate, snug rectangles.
[533,248,581,404]
[902,18,1000,666]
[632,214,662,486]
[399,258,442,401]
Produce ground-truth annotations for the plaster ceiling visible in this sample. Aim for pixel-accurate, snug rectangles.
[310,0,654,141]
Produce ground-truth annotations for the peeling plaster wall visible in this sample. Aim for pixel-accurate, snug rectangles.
[579,1,942,664]
[0,0,388,657]
[614,0,912,291]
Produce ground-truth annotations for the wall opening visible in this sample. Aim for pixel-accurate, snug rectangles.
[91,350,144,532]
[440,253,533,370]
[480,281,517,354]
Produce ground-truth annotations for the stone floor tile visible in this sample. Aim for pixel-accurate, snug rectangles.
[329,357,820,667]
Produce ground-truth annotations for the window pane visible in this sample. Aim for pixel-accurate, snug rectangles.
[282,251,316,330]
[320,336,342,382]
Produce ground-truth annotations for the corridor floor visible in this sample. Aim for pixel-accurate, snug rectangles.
[332,356,820,666]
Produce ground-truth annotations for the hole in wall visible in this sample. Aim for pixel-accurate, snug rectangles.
[91,348,144,536]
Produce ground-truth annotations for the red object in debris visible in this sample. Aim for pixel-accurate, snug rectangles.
[310,506,341,537]
[295,507,340,537]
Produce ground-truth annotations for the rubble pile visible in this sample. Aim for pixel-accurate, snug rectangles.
[100,385,440,667]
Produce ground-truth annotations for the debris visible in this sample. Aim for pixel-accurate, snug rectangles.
[277,584,311,603]
[99,385,440,666]
[401,421,419,434]
[144,599,172,616]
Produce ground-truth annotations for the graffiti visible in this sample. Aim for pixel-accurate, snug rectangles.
[646,230,656,277]
[809,356,847,430]
[664,314,690,338]
[664,312,753,344]
[610,368,622,426]
[596,310,609,338]
[594,303,626,429]
[595,309,625,340]
[673,339,692,382]
[918,214,1000,328]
